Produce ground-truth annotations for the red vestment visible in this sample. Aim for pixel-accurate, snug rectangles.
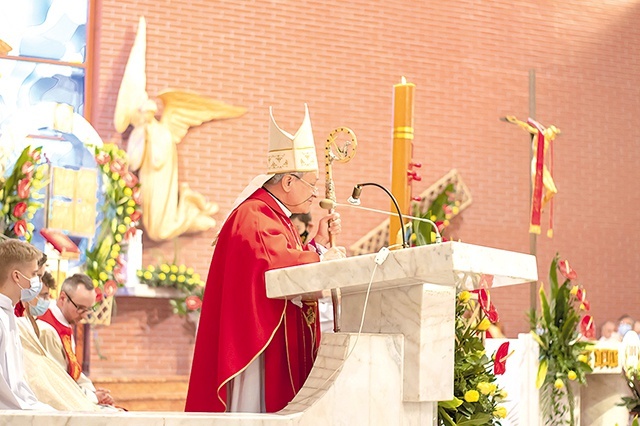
[37,309,82,381]
[185,188,321,413]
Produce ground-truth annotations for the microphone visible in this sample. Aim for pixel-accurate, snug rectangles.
[347,183,408,248]
[323,200,443,244]
[347,185,363,205]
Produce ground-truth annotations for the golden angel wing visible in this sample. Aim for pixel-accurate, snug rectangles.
[114,16,149,133]
[157,89,247,145]
[0,38,12,55]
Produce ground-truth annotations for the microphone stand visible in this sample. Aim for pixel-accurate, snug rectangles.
[349,182,409,249]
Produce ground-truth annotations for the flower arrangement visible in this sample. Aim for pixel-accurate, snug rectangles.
[0,146,48,242]
[528,256,594,426]
[84,143,141,297]
[409,183,459,245]
[438,289,509,425]
[137,263,205,316]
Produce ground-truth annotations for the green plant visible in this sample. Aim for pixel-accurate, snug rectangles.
[438,289,509,425]
[0,146,48,242]
[410,183,459,245]
[137,263,205,315]
[528,256,594,426]
[84,143,141,296]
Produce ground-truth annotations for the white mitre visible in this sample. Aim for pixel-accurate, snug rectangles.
[267,103,318,173]
[225,104,319,218]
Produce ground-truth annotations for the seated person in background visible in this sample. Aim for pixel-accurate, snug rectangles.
[37,274,115,406]
[0,239,53,410]
[616,314,634,340]
[599,320,620,342]
[290,213,313,244]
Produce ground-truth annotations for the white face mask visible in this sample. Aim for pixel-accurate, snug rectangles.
[15,271,43,303]
[29,297,50,316]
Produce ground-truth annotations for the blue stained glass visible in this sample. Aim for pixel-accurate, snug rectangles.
[0,58,84,124]
[0,0,87,62]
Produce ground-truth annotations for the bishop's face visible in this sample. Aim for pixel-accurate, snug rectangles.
[286,171,319,214]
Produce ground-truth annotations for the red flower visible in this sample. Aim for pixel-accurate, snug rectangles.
[435,221,445,232]
[130,210,142,223]
[13,202,27,218]
[186,296,202,311]
[132,187,142,205]
[109,158,126,174]
[17,178,31,199]
[472,288,499,323]
[558,259,577,280]
[29,149,41,162]
[95,287,104,303]
[494,342,510,375]
[113,265,126,284]
[580,315,595,339]
[122,172,138,188]
[13,220,27,237]
[21,161,34,177]
[95,152,111,165]
[104,280,118,297]
[124,226,137,240]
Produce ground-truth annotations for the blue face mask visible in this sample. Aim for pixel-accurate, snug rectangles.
[618,323,633,338]
[15,271,43,303]
[29,297,50,316]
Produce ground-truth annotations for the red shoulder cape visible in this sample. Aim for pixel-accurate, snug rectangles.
[185,188,321,413]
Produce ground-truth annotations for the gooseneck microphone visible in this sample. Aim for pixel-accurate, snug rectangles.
[346,182,409,248]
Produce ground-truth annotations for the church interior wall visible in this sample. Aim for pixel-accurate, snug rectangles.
[87,0,640,378]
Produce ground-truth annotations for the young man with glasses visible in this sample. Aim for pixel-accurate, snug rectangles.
[186,105,346,414]
[37,273,115,406]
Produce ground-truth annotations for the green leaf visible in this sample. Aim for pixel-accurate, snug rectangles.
[549,255,559,298]
[439,397,464,409]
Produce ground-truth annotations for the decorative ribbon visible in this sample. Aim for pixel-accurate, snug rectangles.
[527,118,545,235]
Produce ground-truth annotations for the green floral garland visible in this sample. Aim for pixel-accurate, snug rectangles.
[0,146,48,242]
[84,143,142,298]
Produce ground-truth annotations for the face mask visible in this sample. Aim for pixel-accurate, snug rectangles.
[618,323,632,337]
[15,272,43,303]
[29,297,49,316]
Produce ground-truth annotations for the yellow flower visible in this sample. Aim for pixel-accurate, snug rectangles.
[458,291,471,303]
[452,206,460,215]
[170,265,179,273]
[112,172,120,180]
[106,258,116,267]
[178,265,186,273]
[127,199,136,207]
[554,378,564,389]
[158,272,166,280]
[115,234,122,242]
[123,187,133,197]
[170,274,177,281]
[477,317,491,331]
[126,206,135,215]
[477,382,495,395]
[443,219,450,227]
[578,354,588,363]
[198,280,205,287]
[143,271,152,280]
[567,371,577,381]
[497,389,508,399]
[430,215,437,221]
[187,268,194,275]
[99,272,108,281]
[445,213,452,220]
[118,179,126,188]
[92,279,99,287]
[147,265,155,272]
[160,264,170,273]
[493,406,507,419]
[464,390,479,402]
[112,244,121,253]
[193,273,201,281]
[177,275,186,283]
[410,233,417,242]
[117,224,127,234]
[570,285,579,296]
[124,217,132,225]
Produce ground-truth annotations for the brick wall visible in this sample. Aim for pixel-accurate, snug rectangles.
[88,0,640,378]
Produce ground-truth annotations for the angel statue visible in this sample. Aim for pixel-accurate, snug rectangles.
[114,17,246,241]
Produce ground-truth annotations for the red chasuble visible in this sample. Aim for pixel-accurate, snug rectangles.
[38,309,83,381]
[185,188,321,413]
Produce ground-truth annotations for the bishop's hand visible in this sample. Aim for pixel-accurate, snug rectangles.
[314,212,341,247]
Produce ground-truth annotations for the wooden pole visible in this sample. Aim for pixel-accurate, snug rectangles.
[528,69,537,313]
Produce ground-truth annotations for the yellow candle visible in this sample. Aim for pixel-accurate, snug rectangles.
[390,76,415,246]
